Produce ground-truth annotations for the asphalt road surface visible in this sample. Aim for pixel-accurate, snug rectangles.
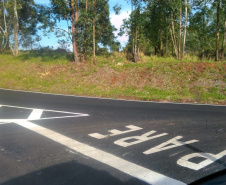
[0,88,226,185]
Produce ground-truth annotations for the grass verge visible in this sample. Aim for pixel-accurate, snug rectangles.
[0,51,225,105]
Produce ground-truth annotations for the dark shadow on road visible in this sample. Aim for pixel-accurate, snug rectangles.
[184,144,226,168]
[189,169,226,185]
[0,161,149,185]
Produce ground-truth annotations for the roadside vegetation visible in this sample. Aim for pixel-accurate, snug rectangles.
[1,50,225,104]
[0,1,225,104]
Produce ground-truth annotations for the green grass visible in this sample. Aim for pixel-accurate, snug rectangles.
[0,51,225,104]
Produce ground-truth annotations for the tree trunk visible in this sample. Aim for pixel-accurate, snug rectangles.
[215,0,220,61]
[182,0,187,59]
[93,0,96,64]
[178,5,182,60]
[71,0,79,63]
[0,0,8,51]
[170,12,178,59]
[75,0,78,21]
[160,40,163,56]
[133,1,139,63]
[221,20,226,61]
[160,32,163,56]
[165,36,168,54]
[83,0,88,62]
[154,46,157,55]
[13,0,19,56]
[131,0,134,58]
[134,26,139,62]
[131,1,136,62]
[165,36,168,55]
[201,0,207,60]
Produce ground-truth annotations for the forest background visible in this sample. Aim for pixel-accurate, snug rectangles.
[0,0,225,104]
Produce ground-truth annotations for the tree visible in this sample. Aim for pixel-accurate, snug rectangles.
[121,0,189,59]
[0,0,39,55]
[119,0,144,62]
[222,20,226,60]
[215,0,220,61]
[118,0,226,61]
[221,0,226,60]
[92,0,96,63]
[49,0,80,63]
[0,0,19,55]
[144,0,169,56]
[0,0,8,52]
[188,0,214,59]
[213,0,226,61]
[187,0,225,60]
[49,0,116,63]
[71,0,79,63]
[13,0,19,56]
[182,0,187,59]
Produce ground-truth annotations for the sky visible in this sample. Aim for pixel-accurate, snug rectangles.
[34,0,131,50]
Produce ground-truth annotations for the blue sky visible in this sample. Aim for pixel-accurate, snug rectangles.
[34,0,131,50]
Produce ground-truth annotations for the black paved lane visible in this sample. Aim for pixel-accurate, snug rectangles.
[0,88,226,185]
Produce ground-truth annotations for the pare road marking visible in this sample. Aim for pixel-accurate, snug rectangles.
[143,136,198,155]
[177,150,226,170]
[89,125,226,171]
[114,130,168,147]
[89,125,143,139]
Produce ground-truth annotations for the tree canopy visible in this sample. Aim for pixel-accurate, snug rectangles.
[0,0,225,62]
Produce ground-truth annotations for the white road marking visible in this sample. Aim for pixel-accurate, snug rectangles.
[0,104,89,124]
[114,130,168,147]
[89,125,143,139]
[28,109,43,120]
[177,150,226,170]
[0,115,88,123]
[14,120,185,185]
[143,136,199,155]
[0,104,88,115]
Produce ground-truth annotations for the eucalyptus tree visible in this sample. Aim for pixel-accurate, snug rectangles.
[222,20,226,60]
[221,0,226,61]
[144,0,170,56]
[18,0,39,50]
[121,0,191,59]
[119,0,144,62]
[182,0,187,59]
[221,0,226,60]
[189,0,214,59]
[0,0,19,55]
[188,0,225,60]
[49,0,115,63]
[0,0,38,55]
[0,0,8,52]
[167,0,186,59]
[212,0,226,61]
[49,0,80,63]
[131,0,140,62]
